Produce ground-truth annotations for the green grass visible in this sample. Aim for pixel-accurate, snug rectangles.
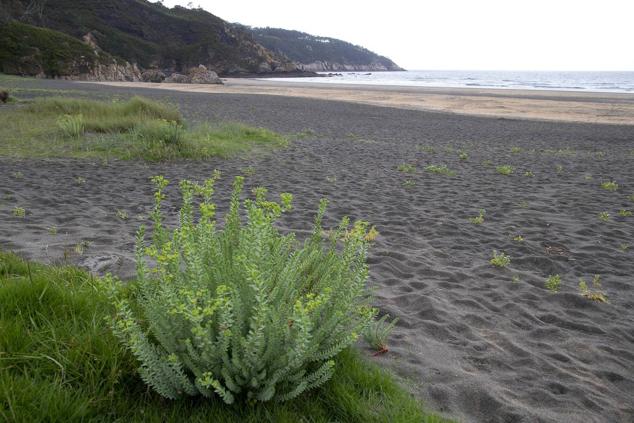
[495,165,514,176]
[0,252,448,423]
[424,164,456,177]
[0,97,287,161]
[600,180,618,192]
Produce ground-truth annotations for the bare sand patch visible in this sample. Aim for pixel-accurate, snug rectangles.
[92,78,634,125]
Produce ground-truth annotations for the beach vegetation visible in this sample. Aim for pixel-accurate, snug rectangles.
[598,212,610,222]
[469,209,485,225]
[111,174,379,404]
[0,97,287,161]
[578,276,607,302]
[584,175,593,181]
[0,251,444,422]
[482,160,492,167]
[545,274,561,292]
[12,206,26,218]
[458,150,468,161]
[425,164,455,176]
[75,176,86,185]
[397,163,416,173]
[524,171,534,177]
[47,226,58,235]
[417,145,435,153]
[364,226,380,242]
[326,175,337,183]
[511,146,522,154]
[12,171,23,179]
[402,179,416,188]
[600,180,618,192]
[363,314,399,355]
[241,166,256,176]
[513,235,524,242]
[555,164,563,174]
[630,194,634,202]
[619,243,630,252]
[74,241,90,256]
[116,209,129,220]
[490,250,510,268]
[518,201,528,209]
[618,209,632,217]
[496,165,513,176]
[512,275,520,283]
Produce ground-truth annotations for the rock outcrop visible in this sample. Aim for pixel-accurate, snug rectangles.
[164,65,223,84]
[141,69,166,83]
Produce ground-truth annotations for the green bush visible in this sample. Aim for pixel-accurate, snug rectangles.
[111,174,377,403]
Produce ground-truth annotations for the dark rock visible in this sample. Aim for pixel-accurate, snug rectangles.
[141,69,166,83]
[0,90,8,103]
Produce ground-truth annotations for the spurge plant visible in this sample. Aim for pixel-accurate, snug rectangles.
[111,173,376,404]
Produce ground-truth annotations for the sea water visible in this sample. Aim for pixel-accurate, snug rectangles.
[266,70,634,93]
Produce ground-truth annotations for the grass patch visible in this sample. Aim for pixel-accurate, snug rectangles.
[600,180,618,192]
[0,97,286,161]
[424,164,456,177]
[495,165,514,176]
[0,252,446,422]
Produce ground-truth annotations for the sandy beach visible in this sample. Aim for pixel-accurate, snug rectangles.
[2,79,634,422]
[93,78,634,125]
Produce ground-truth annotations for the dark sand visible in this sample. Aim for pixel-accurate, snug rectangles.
[1,80,634,422]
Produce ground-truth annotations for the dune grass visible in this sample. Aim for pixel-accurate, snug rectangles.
[0,252,448,423]
[0,96,287,161]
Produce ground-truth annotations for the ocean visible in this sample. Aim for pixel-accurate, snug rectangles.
[266,70,634,93]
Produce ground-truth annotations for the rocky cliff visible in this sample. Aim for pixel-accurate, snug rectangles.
[248,27,403,72]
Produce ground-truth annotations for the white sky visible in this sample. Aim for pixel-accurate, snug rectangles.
[160,0,634,71]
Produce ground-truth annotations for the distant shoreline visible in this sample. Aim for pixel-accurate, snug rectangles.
[89,78,634,125]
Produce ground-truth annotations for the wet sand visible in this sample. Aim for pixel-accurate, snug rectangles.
[1,79,634,422]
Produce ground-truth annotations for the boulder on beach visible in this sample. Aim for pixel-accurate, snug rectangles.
[188,65,223,84]
[164,73,190,83]
[0,89,8,103]
[141,69,166,83]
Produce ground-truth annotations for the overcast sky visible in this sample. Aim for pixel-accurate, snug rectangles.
[160,0,634,71]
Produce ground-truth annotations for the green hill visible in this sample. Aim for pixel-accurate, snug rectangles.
[0,0,297,78]
[248,27,403,72]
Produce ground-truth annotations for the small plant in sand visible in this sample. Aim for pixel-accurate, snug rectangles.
[469,209,485,225]
[47,226,58,235]
[518,201,528,209]
[600,180,618,192]
[74,241,90,255]
[445,146,455,153]
[402,179,415,188]
[524,170,534,177]
[619,243,630,252]
[512,275,521,284]
[364,226,380,242]
[578,275,607,303]
[458,150,468,161]
[12,171,23,179]
[584,174,593,181]
[482,160,493,167]
[496,165,513,176]
[511,146,522,154]
[630,194,634,202]
[326,175,337,183]
[12,206,26,218]
[57,114,85,138]
[116,209,129,220]
[513,235,525,242]
[425,164,455,176]
[545,274,561,292]
[598,211,610,222]
[397,163,416,173]
[618,209,632,217]
[241,166,255,176]
[595,151,606,158]
[363,314,399,355]
[490,250,510,268]
[417,145,435,153]
[555,164,564,174]
[109,174,376,403]
[75,176,86,185]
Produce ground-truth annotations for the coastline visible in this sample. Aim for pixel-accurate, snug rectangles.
[91,78,634,125]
